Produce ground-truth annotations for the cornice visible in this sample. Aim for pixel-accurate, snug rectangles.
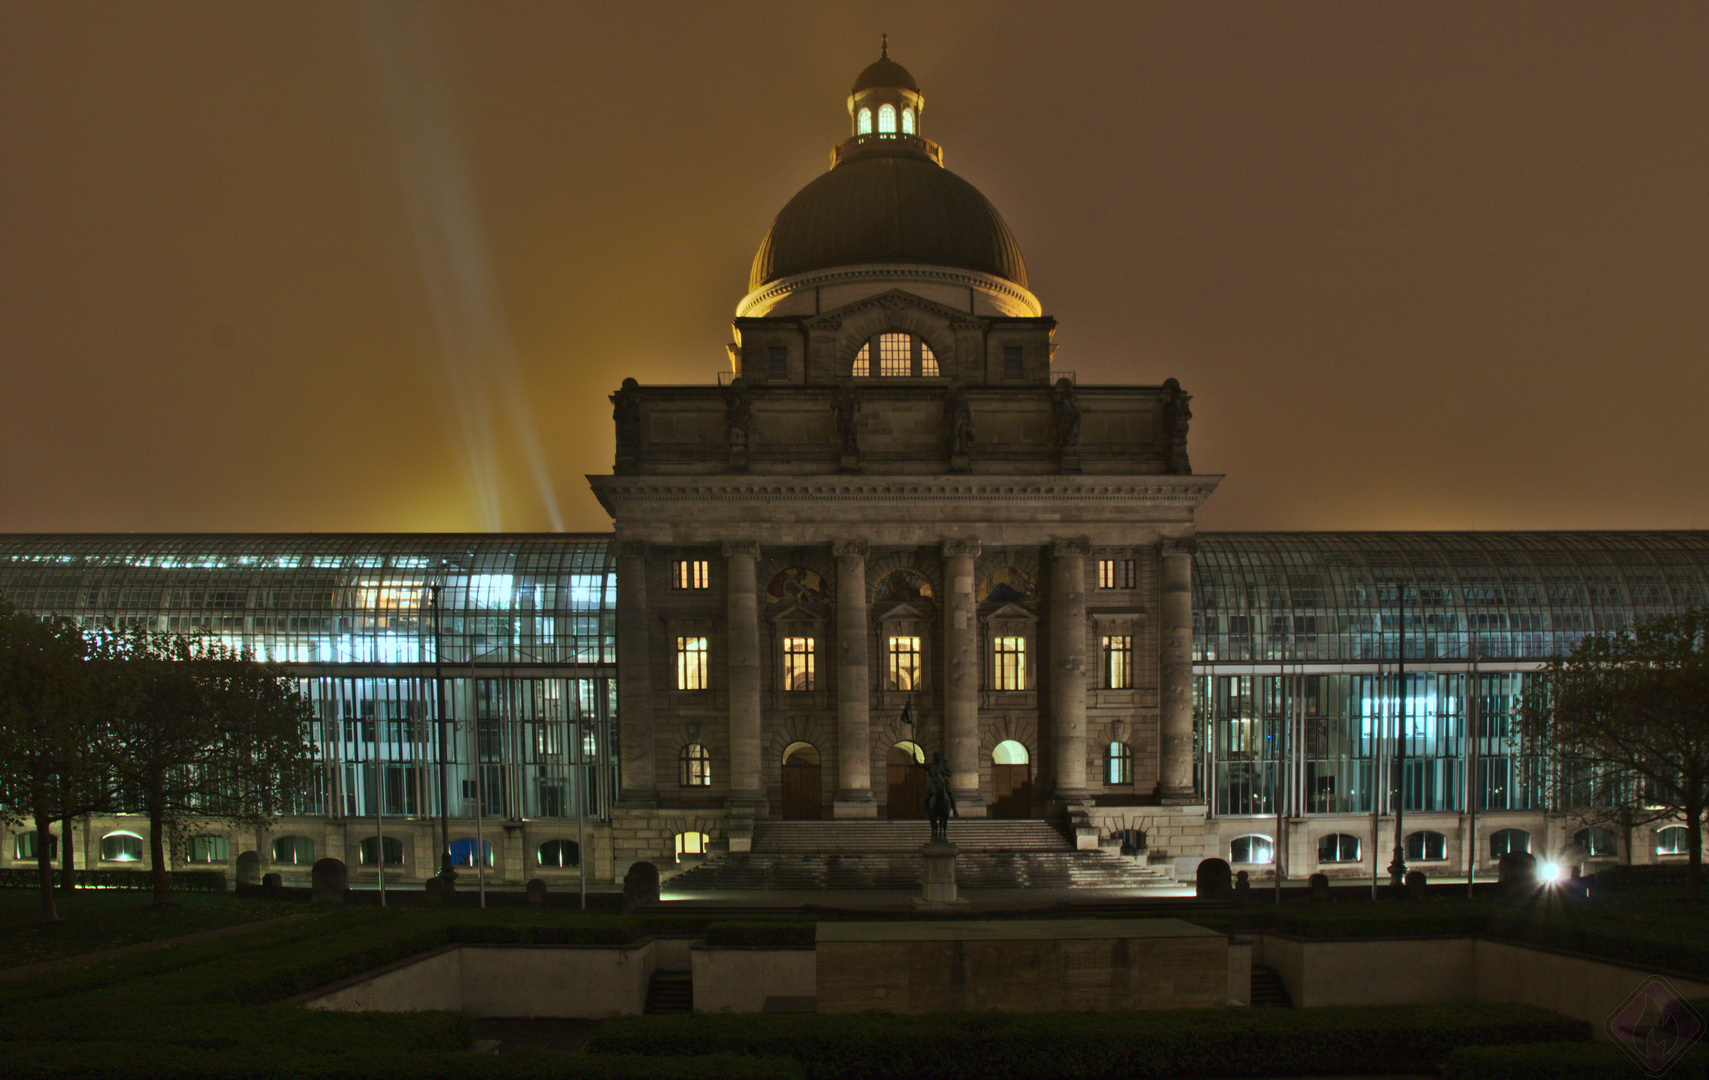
[590,474,1222,509]
[736,263,1042,319]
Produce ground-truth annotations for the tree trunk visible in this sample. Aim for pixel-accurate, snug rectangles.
[59,811,76,892]
[33,802,58,923]
[1687,802,1703,901]
[149,802,171,906]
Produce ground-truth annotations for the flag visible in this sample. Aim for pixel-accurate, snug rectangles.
[900,697,912,727]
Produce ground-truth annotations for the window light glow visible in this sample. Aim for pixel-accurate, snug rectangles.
[857,107,872,135]
[878,104,896,133]
[901,108,914,134]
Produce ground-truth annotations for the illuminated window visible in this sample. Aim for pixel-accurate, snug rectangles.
[1317,834,1361,863]
[901,108,914,134]
[1656,826,1690,855]
[858,107,872,134]
[672,560,709,590]
[676,636,709,690]
[1101,635,1131,689]
[14,832,56,861]
[101,832,143,863]
[358,836,403,866]
[188,835,229,864]
[920,341,938,377]
[1406,830,1447,861]
[878,104,896,133]
[1231,835,1273,864]
[680,744,712,786]
[1105,742,1132,785]
[676,831,709,861]
[783,636,815,691]
[888,636,921,690]
[450,838,493,867]
[852,343,870,377]
[272,835,315,865]
[538,839,579,868]
[879,333,911,377]
[994,636,1026,691]
[1097,559,1116,589]
[1003,345,1023,380]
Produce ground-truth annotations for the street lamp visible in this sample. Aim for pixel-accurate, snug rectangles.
[430,580,457,886]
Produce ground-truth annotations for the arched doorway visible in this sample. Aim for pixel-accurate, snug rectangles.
[990,740,1032,819]
[886,741,927,819]
[780,742,822,820]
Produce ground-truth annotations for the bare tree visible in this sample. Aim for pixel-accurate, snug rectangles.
[1523,608,1709,897]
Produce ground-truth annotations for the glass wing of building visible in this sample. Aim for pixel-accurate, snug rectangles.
[0,534,619,824]
[1192,532,1709,819]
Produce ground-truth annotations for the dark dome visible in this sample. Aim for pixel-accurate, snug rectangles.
[853,55,918,93]
[749,153,1029,291]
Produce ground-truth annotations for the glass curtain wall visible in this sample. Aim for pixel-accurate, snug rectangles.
[0,534,620,824]
[1195,532,1709,820]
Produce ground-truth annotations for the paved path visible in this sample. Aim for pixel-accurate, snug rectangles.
[0,912,313,982]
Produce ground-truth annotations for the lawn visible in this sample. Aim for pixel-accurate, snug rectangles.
[0,888,305,969]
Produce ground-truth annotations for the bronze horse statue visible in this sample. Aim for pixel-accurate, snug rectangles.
[923,750,958,842]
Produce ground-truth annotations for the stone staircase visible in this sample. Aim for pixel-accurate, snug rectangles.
[662,820,1173,892]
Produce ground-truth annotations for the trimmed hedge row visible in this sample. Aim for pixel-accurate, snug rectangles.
[1444,1042,1709,1080]
[0,868,226,891]
[587,1003,1591,1080]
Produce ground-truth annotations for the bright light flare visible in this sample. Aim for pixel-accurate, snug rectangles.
[1539,861,1564,883]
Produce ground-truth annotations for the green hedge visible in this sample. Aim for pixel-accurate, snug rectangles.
[587,1003,1591,1080]
[1444,1042,1709,1080]
[0,868,226,891]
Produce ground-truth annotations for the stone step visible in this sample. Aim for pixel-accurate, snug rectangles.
[664,850,1173,892]
[751,820,1073,854]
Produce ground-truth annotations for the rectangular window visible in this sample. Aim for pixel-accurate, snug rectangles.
[672,560,709,590]
[1097,559,1116,589]
[783,636,815,691]
[879,332,911,377]
[768,345,788,381]
[888,636,921,690]
[1003,345,1023,380]
[994,636,1026,691]
[1121,559,1136,589]
[1102,635,1132,689]
[676,636,709,690]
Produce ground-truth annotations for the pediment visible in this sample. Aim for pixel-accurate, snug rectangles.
[877,601,931,623]
[806,289,982,332]
[984,602,1037,622]
[769,602,824,625]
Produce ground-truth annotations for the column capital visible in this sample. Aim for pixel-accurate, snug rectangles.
[1160,537,1199,558]
[941,539,982,559]
[721,540,760,560]
[618,541,648,560]
[831,540,869,560]
[1051,538,1092,559]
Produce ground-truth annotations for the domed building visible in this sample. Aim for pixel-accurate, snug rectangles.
[589,46,1219,863]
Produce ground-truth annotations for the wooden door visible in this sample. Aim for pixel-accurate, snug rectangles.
[886,747,927,819]
[781,759,822,820]
[990,763,1032,819]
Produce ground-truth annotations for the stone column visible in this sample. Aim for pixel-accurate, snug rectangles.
[942,539,985,816]
[724,541,765,811]
[832,541,877,817]
[1049,539,1091,808]
[1158,538,1199,804]
[615,541,656,806]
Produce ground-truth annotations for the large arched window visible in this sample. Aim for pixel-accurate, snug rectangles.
[680,743,712,787]
[1105,742,1132,785]
[857,107,872,135]
[359,836,404,866]
[14,831,56,862]
[101,832,143,863]
[539,839,579,868]
[1406,830,1448,861]
[878,104,896,133]
[1230,835,1274,865]
[1656,826,1691,855]
[851,333,938,378]
[272,835,316,865]
[901,108,914,134]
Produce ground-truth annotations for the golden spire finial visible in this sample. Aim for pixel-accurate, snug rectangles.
[881,33,888,59]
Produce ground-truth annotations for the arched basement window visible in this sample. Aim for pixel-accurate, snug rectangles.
[1317,833,1360,863]
[272,835,315,865]
[359,836,404,866]
[14,832,56,862]
[1231,835,1273,865]
[857,107,872,135]
[680,743,712,786]
[188,835,229,864]
[1656,826,1690,855]
[1406,830,1447,861]
[1490,828,1530,858]
[878,104,896,133]
[901,108,914,134]
[450,837,494,867]
[101,832,143,863]
[539,839,579,868]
